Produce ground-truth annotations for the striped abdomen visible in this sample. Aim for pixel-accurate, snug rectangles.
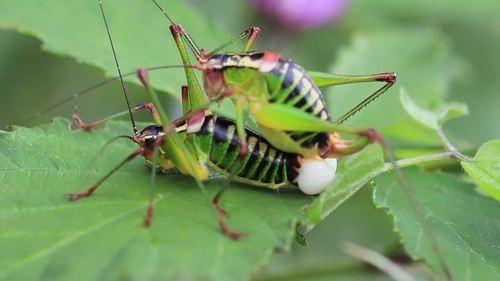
[197,115,299,188]
[206,51,332,151]
[266,58,332,149]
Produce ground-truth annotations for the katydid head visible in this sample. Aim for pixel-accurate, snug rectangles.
[138,125,165,150]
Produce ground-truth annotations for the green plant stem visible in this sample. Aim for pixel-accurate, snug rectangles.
[377,151,456,176]
[342,242,416,281]
[436,126,472,161]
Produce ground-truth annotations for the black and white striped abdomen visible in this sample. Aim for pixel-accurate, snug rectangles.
[267,59,332,149]
[197,115,299,188]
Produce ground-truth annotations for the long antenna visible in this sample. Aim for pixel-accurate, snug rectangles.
[150,0,202,58]
[151,0,175,24]
[23,64,199,125]
[97,0,138,136]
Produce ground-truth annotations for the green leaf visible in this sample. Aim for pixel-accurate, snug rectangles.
[344,0,500,146]
[259,189,399,280]
[0,0,227,94]
[461,140,500,201]
[400,88,468,130]
[306,145,384,225]
[326,29,458,142]
[374,168,500,280]
[0,119,310,281]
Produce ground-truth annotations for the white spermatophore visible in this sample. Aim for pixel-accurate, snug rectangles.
[297,158,337,195]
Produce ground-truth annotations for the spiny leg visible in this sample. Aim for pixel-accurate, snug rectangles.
[309,72,397,123]
[334,74,396,124]
[169,24,207,112]
[257,103,451,276]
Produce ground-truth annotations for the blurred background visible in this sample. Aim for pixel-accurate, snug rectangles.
[1,0,499,279]
[2,0,499,148]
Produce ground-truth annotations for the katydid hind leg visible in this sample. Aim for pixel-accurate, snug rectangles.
[334,75,397,124]
[309,71,397,123]
[311,71,396,88]
[169,25,207,111]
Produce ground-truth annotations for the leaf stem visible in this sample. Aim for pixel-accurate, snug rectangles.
[342,242,416,281]
[436,126,472,161]
[377,151,456,176]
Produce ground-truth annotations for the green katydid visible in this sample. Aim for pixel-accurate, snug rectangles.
[151,0,397,165]
[146,3,451,277]
[65,0,340,239]
[31,3,454,274]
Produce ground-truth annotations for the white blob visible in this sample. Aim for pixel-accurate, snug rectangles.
[297,158,337,195]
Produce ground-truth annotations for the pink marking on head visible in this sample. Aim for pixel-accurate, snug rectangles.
[260,51,281,72]
[186,110,207,133]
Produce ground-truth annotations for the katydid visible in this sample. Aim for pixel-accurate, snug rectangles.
[151,0,397,163]
[66,71,340,239]
[148,3,451,277]
[65,0,340,239]
[29,3,452,277]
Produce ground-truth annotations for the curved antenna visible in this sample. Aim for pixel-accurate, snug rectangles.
[23,64,199,125]
[98,0,138,136]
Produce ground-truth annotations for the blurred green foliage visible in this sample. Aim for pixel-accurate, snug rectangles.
[1,0,499,280]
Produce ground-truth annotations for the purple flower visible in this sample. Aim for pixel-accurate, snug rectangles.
[252,0,347,30]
